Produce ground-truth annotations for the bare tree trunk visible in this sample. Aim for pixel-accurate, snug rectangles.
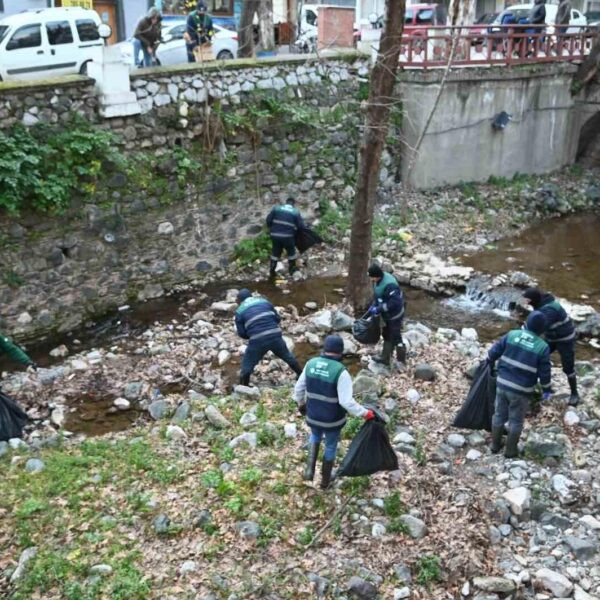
[239,0,258,58]
[346,0,406,312]
[258,0,275,51]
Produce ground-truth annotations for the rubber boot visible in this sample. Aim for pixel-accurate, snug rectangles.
[291,361,303,378]
[303,443,320,481]
[568,376,580,407]
[504,429,521,459]
[396,343,407,364]
[269,259,277,278]
[490,426,504,454]
[320,459,335,490]
[373,341,393,366]
[289,259,297,275]
[239,373,251,386]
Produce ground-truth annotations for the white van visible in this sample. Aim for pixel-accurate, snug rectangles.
[0,7,103,82]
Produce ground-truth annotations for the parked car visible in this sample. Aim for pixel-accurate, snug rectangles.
[0,6,102,82]
[117,20,238,67]
[489,4,587,35]
[585,10,600,25]
[162,13,237,31]
[403,3,448,38]
[470,12,499,44]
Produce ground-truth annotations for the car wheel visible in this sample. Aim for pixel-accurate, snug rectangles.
[79,61,90,75]
[217,49,234,60]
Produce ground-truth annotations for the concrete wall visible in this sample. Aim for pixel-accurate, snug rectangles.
[400,64,581,189]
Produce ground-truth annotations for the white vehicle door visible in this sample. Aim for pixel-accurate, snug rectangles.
[157,23,188,66]
[44,19,78,76]
[2,23,53,80]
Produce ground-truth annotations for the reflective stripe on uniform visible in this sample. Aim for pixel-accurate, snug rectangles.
[500,355,537,373]
[497,376,534,393]
[306,416,347,428]
[549,316,572,329]
[307,392,339,404]
[249,327,282,340]
[551,332,576,342]
[388,310,404,321]
[272,219,297,229]
[244,311,275,327]
[270,233,295,239]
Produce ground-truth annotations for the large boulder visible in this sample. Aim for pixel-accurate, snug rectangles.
[353,372,380,396]
[534,568,573,597]
[312,310,333,331]
[413,364,436,381]
[332,310,354,331]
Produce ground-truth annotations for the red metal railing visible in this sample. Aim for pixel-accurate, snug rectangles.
[399,25,598,68]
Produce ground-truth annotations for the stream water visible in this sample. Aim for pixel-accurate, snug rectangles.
[459,212,600,308]
[4,212,599,435]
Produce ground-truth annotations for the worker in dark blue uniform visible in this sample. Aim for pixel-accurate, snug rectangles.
[367,264,406,366]
[266,198,305,276]
[294,335,374,489]
[522,287,579,406]
[235,289,302,386]
[488,311,552,458]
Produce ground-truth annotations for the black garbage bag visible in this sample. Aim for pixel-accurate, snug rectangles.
[295,226,324,254]
[352,313,381,345]
[337,419,398,478]
[0,390,29,442]
[452,360,496,432]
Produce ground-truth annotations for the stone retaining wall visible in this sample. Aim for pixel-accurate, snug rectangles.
[0,56,376,343]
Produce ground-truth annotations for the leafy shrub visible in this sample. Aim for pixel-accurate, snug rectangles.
[232,230,271,267]
[0,122,122,215]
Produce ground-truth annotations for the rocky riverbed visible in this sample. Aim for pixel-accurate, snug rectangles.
[1,285,600,599]
[1,167,600,599]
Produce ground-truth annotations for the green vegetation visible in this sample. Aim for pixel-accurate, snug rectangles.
[416,555,442,588]
[296,525,315,545]
[414,430,427,466]
[0,122,122,215]
[232,230,271,267]
[3,437,179,598]
[315,196,352,242]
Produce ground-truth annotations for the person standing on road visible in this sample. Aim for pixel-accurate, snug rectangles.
[488,311,552,458]
[367,264,406,366]
[235,289,302,386]
[555,0,571,50]
[266,197,305,277]
[294,335,375,489]
[521,287,579,405]
[133,7,162,68]
[185,1,214,63]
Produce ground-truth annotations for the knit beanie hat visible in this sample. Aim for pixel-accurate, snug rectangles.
[323,334,344,356]
[236,288,252,303]
[522,287,542,309]
[525,310,547,335]
[367,263,384,278]
[197,1,207,11]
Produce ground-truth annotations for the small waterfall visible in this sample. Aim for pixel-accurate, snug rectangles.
[445,276,521,316]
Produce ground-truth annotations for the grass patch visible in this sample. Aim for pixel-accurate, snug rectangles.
[416,555,442,589]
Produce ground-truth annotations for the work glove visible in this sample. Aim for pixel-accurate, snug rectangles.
[542,391,553,401]
[368,306,381,317]
[298,403,307,417]
[27,362,38,372]
[364,409,375,421]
